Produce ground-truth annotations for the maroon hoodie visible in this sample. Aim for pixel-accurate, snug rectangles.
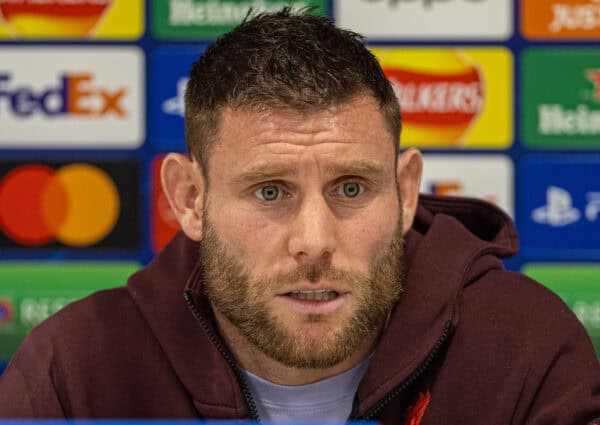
[0,195,599,424]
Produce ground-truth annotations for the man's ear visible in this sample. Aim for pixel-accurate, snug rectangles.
[396,147,423,235]
[160,153,205,241]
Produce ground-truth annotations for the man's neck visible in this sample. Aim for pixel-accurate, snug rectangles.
[212,309,379,386]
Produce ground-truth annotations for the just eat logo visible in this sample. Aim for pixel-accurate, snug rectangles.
[0,72,127,118]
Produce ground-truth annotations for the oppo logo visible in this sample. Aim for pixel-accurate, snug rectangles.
[362,0,486,8]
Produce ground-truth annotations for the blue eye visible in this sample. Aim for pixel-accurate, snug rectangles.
[255,185,280,201]
[339,182,363,198]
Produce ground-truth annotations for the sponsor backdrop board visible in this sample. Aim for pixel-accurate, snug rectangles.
[336,0,513,40]
[0,262,140,359]
[523,264,600,356]
[0,0,144,39]
[152,155,181,252]
[518,156,600,259]
[521,0,600,40]
[371,47,513,149]
[0,47,145,148]
[420,155,513,216]
[152,0,328,40]
[150,47,205,152]
[0,161,141,250]
[522,48,600,149]
[1,0,600,365]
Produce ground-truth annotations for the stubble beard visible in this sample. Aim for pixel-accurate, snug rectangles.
[199,214,405,369]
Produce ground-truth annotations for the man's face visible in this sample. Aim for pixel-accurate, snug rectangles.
[199,95,404,369]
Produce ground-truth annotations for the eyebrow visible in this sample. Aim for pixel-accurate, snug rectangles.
[232,164,298,184]
[232,159,386,184]
[325,160,385,177]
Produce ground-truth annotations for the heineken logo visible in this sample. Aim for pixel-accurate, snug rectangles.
[153,0,327,38]
[523,49,600,147]
[537,69,600,136]
[538,105,600,135]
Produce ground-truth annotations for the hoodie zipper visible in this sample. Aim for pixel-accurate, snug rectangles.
[183,290,260,420]
[353,320,454,421]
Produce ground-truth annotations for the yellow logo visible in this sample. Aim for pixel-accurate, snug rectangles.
[0,0,143,39]
[371,47,513,149]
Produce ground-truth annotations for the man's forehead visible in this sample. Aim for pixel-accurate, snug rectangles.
[215,95,394,151]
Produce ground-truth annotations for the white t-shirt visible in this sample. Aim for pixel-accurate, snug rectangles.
[241,357,371,422]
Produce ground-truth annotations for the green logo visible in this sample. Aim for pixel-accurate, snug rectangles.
[0,262,139,360]
[522,49,600,148]
[152,0,328,40]
[523,264,600,357]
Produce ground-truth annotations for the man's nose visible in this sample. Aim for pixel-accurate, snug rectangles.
[288,194,337,265]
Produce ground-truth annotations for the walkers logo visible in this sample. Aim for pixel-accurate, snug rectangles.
[0,161,140,249]
[152,156,181,252]
[523,264,600,357]
[371,48,512,148]
[522,49,600,148]
[0,0,143,39]
[522,0,600,39]
[420,155,513,215]
[150,48,203,152]
[335,0,512,40]
[0,262,139,358]
[153,0,327,40]
[519,156,600,259]
[0,47,144,148]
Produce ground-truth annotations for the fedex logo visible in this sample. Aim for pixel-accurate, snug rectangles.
[0,47,143,148]
[0,72,127,118]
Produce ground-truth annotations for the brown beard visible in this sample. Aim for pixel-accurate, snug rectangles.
[199,213,404,369]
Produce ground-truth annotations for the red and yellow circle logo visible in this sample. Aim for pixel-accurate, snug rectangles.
[371,47,513,149]
[0,163,119,246]
[0,0,114,37]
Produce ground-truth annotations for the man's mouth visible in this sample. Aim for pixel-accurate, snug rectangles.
[286,289,339,301]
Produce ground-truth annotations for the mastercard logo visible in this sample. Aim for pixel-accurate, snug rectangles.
[0,0,113,37]
[0,161,140,249]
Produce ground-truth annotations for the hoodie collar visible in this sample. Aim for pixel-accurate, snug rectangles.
[127,195,518,418]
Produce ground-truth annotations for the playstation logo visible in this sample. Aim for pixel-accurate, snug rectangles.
[161,77,188,117]
[531,186,581,227]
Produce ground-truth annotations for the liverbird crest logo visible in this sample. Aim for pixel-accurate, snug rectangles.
[404,390,431,425]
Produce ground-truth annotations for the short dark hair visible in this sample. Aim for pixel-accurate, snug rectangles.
[184,7,400,174]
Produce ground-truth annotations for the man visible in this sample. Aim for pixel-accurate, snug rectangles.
[0,8,599,424]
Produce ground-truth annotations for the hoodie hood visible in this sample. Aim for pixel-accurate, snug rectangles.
[356,194,518,415]
[126,194,518,418]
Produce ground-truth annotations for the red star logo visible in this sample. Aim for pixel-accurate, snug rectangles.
[586,69,600,100]
[404,390,431,425]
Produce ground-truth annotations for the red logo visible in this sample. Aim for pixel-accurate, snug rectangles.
[586,69,600,100]
[0,298,14,324]
[385,67,484,127]
[151,156,181,252]
[404,390,431,425]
